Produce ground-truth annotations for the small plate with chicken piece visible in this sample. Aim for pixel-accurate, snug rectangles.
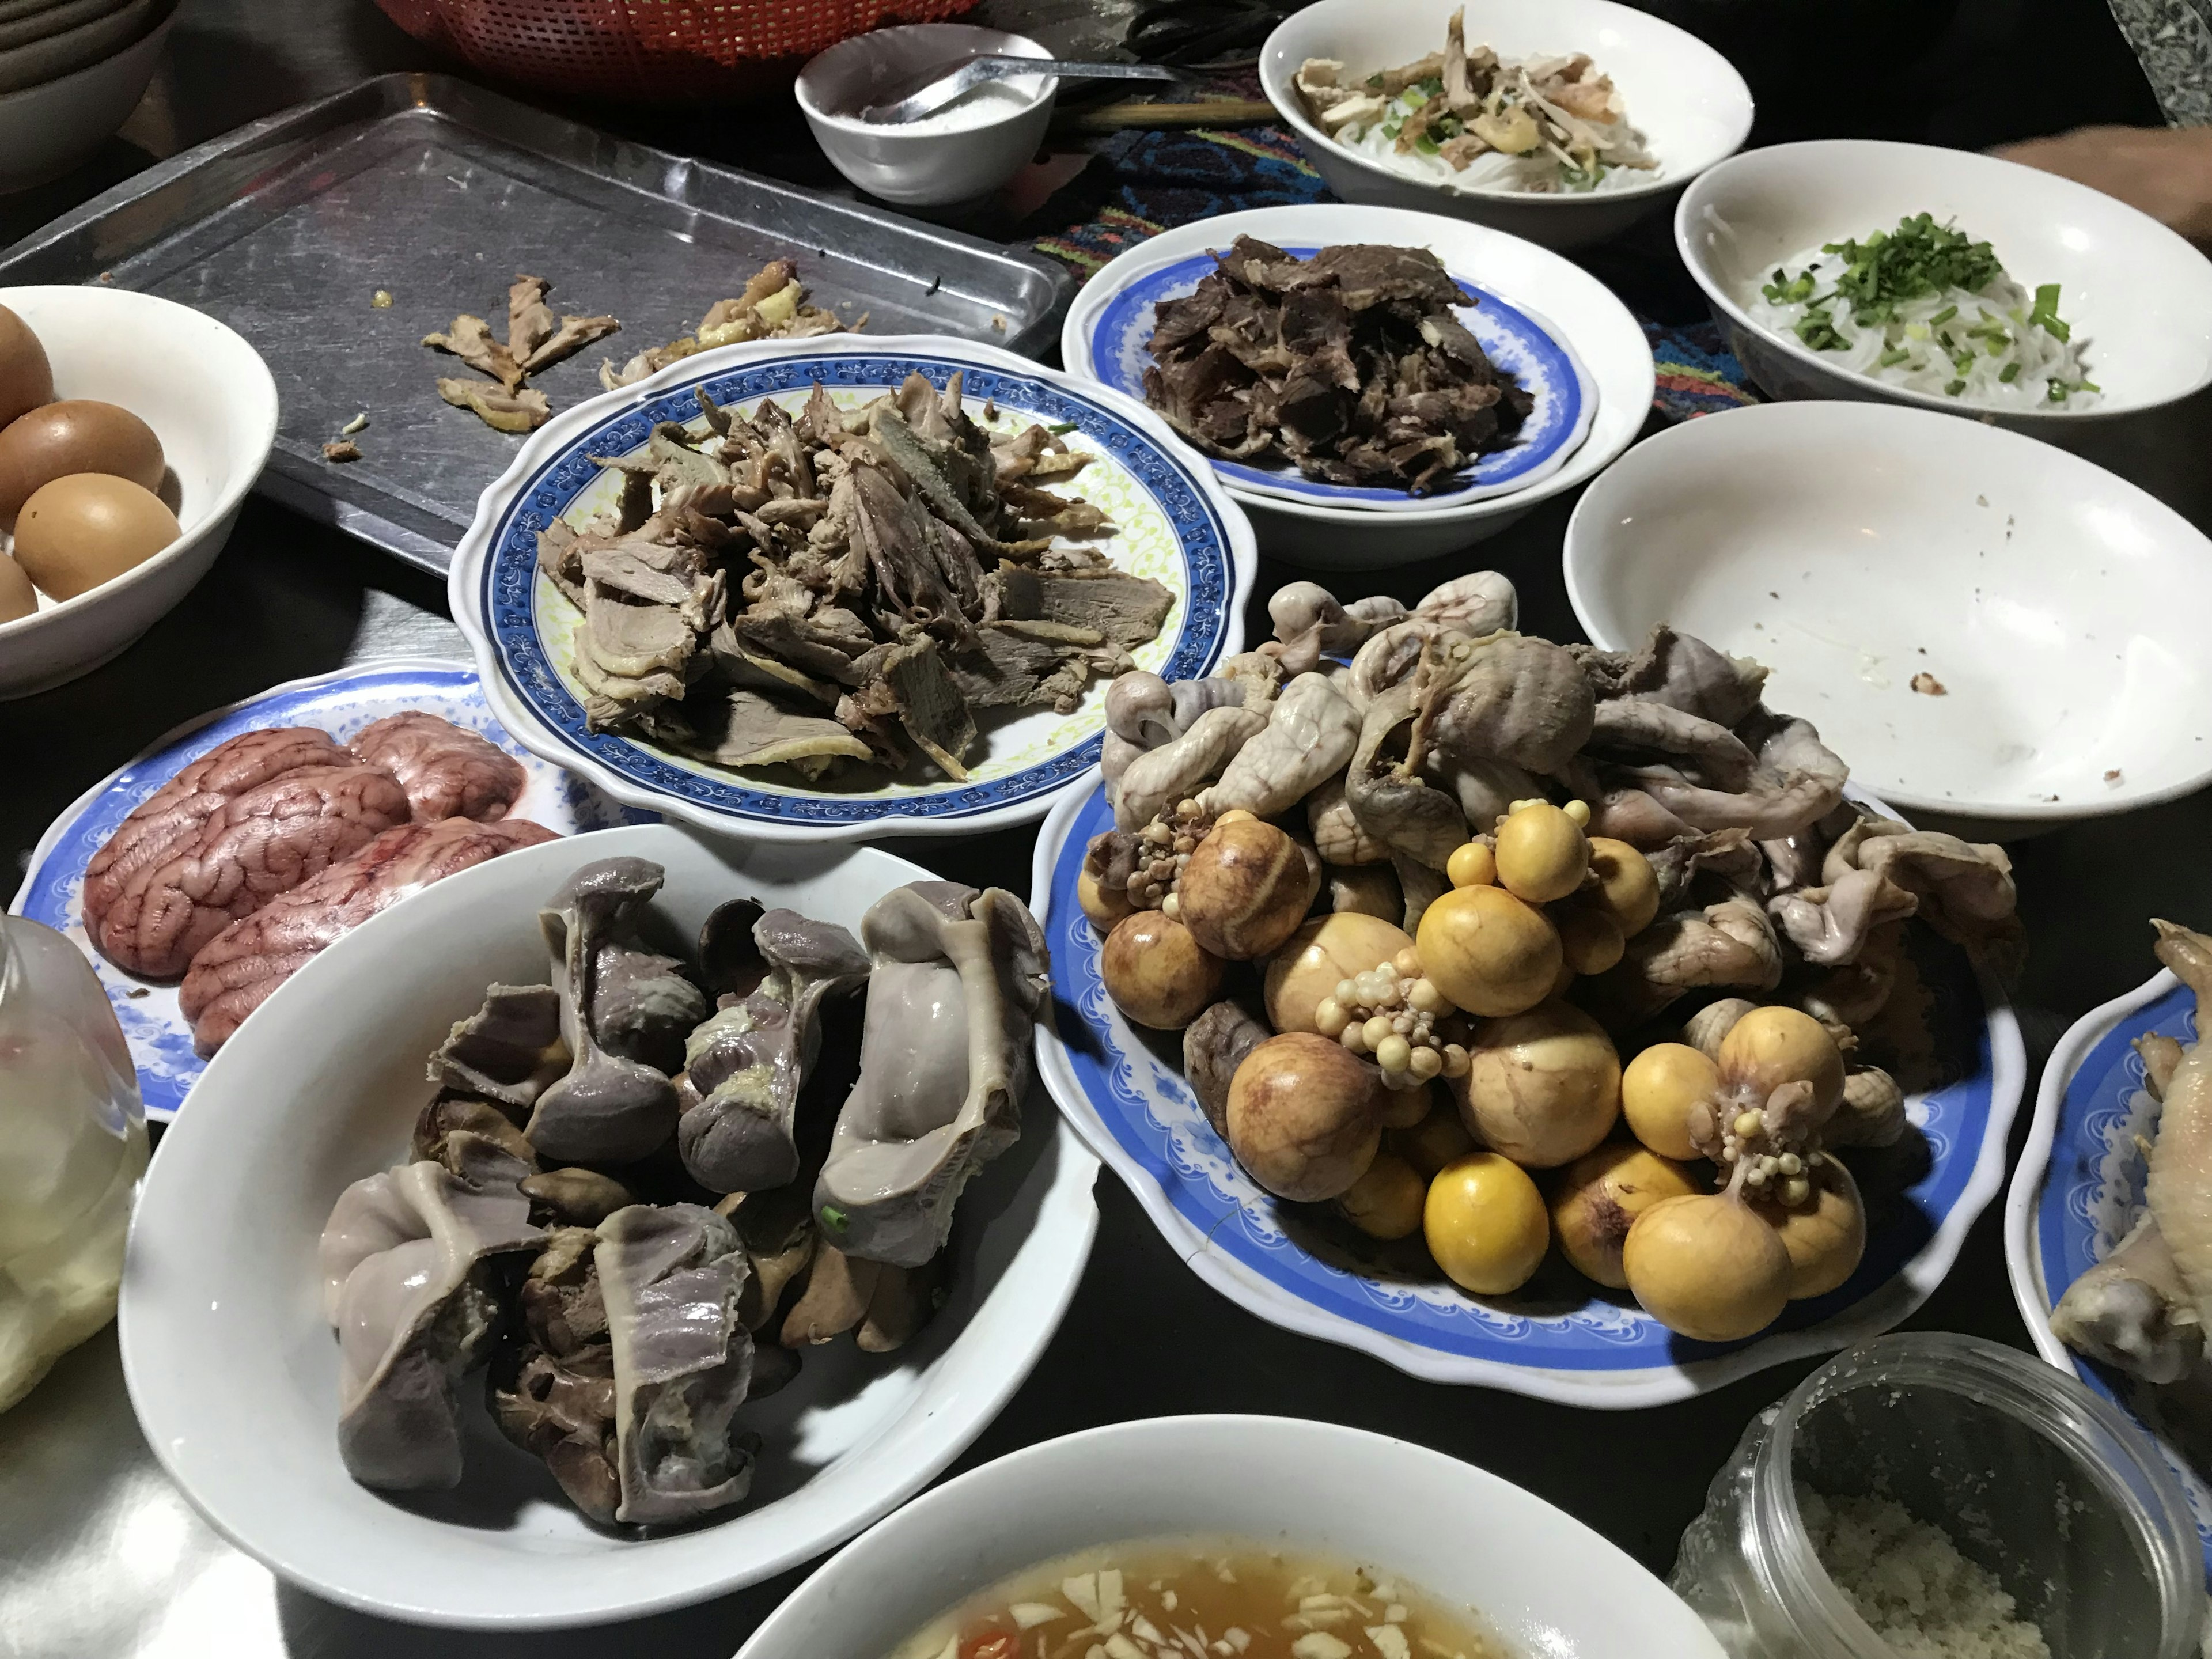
[10,657,650,1120]
[450,333,1254,840]
[118,821,1097,1627]
[2006,924,2212,1578]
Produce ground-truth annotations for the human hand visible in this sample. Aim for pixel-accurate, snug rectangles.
[1993,125,2212,245]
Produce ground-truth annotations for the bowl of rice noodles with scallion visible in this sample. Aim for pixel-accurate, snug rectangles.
[1677,138,2212,432]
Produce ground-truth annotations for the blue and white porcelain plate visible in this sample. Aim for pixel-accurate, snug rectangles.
[450,333,1255,844]
[2006,967,2212,1579]
[1062,236,1601,513]
[1035,778,2026,1407]
[9,659,649,1122]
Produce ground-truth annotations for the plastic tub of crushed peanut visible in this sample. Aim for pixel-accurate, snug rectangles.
[1671,1332,2203,1658]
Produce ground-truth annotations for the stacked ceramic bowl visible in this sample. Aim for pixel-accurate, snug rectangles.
[0,0,177,194]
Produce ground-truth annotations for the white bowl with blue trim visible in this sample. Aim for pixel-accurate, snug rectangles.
[2006,964,2212,1580]
[1034,774,2026,1407]
[450,334,1255,842]
[1060,204,1653,570]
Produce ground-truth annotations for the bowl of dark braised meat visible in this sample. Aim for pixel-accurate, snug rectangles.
[1062,204,1651,569]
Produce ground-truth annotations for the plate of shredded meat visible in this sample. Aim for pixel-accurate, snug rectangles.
[10,658,650,1119]
[1065,205,1645,563]
[452,334,1255,840]
[1080,231,1594,508]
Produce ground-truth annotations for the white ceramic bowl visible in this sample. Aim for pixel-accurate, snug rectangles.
[797,24,1055,207]
[1676,139,2212,434]
[736,1415,1728,1659]
[1064,202,1654,570]
[1260,0,1752,253]
[117,821,1100,1628]
[0,282,276,699]
[1563,400,2212,832]
[0,12,168,190]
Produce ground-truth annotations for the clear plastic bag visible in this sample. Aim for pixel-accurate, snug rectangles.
[0,914,147,1414]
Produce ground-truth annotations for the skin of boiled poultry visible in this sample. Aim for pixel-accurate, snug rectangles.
[2051,927,2212,1384]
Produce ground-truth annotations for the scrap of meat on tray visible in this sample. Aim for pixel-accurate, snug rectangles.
[81,714,554,1055]
[422,260,851,435]
[535,369,1173,784]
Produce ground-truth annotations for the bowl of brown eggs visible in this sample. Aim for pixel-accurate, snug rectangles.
[0,285,277,698]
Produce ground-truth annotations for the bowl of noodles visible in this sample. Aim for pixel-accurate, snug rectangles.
[1677,139,2212,432]
[1261,0,1753,252]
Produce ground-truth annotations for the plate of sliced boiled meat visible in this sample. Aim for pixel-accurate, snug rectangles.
[12,658,651,1119]
[1065,217,1599,513]
[450,332,1255,842]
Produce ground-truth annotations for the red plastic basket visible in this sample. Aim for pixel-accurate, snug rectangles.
[376,0,976,101]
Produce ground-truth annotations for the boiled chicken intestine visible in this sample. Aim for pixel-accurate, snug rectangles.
[316,855,1051,1526]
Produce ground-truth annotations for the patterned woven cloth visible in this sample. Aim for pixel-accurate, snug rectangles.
[1021,119,1764,426]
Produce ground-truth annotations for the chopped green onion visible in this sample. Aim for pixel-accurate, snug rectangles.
[1380,122,1402,139]
[1414,131,1441,154]
[1762,271,1819,306]
[1946,378,1968,396]
[1928,305,1958,326]
[1998,361,2021,382]
[1794,308,1847,351]
[1046,421,1079,434]
[1878,346,1911,368]
[2028,283,2071,341]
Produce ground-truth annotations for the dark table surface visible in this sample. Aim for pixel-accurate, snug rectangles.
[2,3,2207,1655]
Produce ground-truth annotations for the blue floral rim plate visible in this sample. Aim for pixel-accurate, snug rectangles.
[9,659,650,1122]
[1035,777,2027,1407]
[1074,243,1597,513]
[450,334,1256,844]
[2006,967,2212,1579]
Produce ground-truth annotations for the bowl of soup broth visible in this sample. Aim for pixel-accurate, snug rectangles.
[736,1415,1725,1659]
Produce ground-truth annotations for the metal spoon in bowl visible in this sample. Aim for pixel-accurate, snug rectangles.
[856,56,1184,125]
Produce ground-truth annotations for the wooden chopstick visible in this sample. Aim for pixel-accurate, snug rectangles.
[1058,98,1279,132]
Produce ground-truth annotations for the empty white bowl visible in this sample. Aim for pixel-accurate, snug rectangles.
[117,821,1100,1628]
[1676,139,2212,433]
[797,24,1055,207]
[736,1415,1726,1659]
[0,283,275,698]
[1563,400,2212,832]
[1261,0,1753,252]
[1062,202,1654,570]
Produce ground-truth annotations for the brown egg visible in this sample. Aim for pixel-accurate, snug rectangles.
[0,552,35,623]
[0,401,165,531]
[12,474,181,601]
[0,305,52,432]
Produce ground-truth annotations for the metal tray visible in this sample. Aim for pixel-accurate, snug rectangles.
[0,74,1075,574]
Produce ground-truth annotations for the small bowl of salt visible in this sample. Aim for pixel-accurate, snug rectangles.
[1670,1333,2203,1659]
[798,23,1057,208]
